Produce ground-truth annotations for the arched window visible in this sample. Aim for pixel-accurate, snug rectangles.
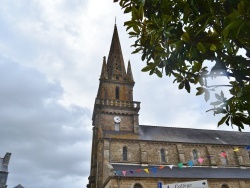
[134,183,143,188]
[160,149,166,162]
[192,149,198,163]
[221,183,229,188]
[123,146,127,161]
[115,86,120,100]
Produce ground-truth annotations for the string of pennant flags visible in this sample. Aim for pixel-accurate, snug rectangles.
[114,146,250,176]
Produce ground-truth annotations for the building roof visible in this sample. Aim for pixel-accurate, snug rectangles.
[13,184,24,188]
[112,164,250,179]
[139,125,250,145]
[103,125,250,145]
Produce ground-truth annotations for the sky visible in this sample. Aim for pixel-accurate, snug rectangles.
[0,1,249,188]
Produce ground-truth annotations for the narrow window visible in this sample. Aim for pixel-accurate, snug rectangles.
[248,151,250,159]
[114,123,119,131]
[221,183,229,188]
[115,86,120,100]
[161,149,166,162]
[134,183,143,188]
[123,146,127,161]
[192,149,198,164]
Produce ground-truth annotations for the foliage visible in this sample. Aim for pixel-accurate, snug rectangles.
[118,0,250,130]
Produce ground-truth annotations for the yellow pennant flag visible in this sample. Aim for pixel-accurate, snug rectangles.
[233,148,240,152]
[144,168,149,173]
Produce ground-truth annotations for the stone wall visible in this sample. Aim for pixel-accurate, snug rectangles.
[105,178,250,188]
[107,139,250,166]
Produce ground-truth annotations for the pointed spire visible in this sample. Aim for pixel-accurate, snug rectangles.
[127,60,134,82]
[100,56,108,79]
[106,24,126,80]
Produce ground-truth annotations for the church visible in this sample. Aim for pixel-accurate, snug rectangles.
[87,25,250,188]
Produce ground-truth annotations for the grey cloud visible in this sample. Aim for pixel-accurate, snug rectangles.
[0,56,91,188]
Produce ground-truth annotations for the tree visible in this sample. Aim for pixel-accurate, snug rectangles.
[117,0,250,130]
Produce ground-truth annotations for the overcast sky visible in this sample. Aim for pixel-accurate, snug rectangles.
[0,1,249,188]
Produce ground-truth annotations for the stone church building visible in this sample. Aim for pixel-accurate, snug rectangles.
[87,25,250,188]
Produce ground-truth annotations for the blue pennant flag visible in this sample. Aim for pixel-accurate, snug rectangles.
[114,171,120,176]
[152,167,157,173]
[245,146,250,150]
[188,160,194,167]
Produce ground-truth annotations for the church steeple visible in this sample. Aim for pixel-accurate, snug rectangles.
[106,24,126,80]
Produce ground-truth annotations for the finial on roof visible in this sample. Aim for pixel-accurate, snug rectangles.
[115,17,116,25]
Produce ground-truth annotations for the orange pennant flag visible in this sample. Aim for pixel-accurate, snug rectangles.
[159,165,164,169]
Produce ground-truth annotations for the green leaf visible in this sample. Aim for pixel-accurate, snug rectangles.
[215,93,222,100]
[196,87,205,96]
[181,32,190,43]
[218,114,229,126]
[141,63,155,72]
[124,6,132,13]
[155,68,163,78]
[210,101,223,106]
[204,90,210,102]
[220,91,224,99]
[198,77,204,86]
[210,44,217,51]
[138,4,144,21]
[196,42,206,53]
[185,80,191,93]
[179,81,184,89]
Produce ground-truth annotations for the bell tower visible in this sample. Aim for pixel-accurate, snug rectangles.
[93,24,140,133]
[87,24,140,188]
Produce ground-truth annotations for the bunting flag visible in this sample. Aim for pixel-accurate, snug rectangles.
[220,152,227,158]
[152,167,157,173]
[113,146,250,176]
[136,169,141,173]
[233,148,240,152]
[246,146,250,150]
[159,165,164,169]
[188,160,194,167]
[198,158,204,164]
[122,171,127,176]
[178,163,183,169]
[114,171,119,175]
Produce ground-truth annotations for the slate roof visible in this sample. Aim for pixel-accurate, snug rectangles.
[13,184,24,188]
[112,164,250,179]
[103,125,250,145]
[139,125,250,145]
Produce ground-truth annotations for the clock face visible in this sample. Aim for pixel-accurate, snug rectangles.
[114,116,121,123]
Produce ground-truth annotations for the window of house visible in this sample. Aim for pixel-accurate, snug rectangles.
[192,149,198,164]
[123,146,127,161]
[248,151,250,159]
[134,183,143,188]
[160,148,166,162]
[221,183,229,188]
[115,86,120,100]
